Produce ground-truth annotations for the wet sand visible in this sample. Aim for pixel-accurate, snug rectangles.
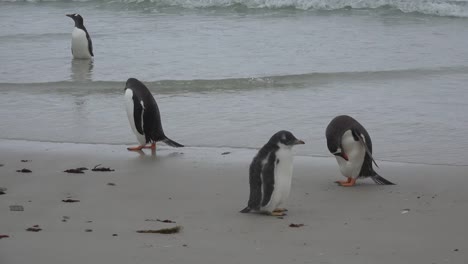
[0,139,467,264]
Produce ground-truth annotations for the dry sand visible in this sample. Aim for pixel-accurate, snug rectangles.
[0,139,467,264]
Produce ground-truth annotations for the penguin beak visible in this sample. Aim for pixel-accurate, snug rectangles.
[334,152,349,161]
[294,139,305,145]
[66,14,73,18]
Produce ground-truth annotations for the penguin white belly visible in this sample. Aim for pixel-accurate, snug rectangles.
[124,89,146,145]
[336,130,365,178]
[262,147,293,212]
[71,28,92,59]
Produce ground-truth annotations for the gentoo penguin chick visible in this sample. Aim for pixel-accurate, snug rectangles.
[326,115,394,187]
[240,131,305,216]
[66,13,93,59]
[124,78,184,151]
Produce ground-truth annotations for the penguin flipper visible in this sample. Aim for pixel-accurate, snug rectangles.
[85,30,93,57]
[245,151,276,211]
[162,137,184,148]
[371,173,395,185]
[260,152,277,207]
[352,129,379,168]
[245,155,263,211]
[132,95,144,135]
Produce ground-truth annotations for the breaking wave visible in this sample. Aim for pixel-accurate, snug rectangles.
[3,0,468,18]
[1,66,467,94]
[2,0,468,18]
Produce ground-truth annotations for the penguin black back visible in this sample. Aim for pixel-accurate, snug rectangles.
[124,78,183,148]
[125,78,165,142]
[326,116,372,153]
[326,115,375,177]
[326,115,394,185]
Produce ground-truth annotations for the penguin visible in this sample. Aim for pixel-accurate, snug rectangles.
[124,78,184,151]
[66,13,93,59]
[326,115,395,187]
[240,131,305,216]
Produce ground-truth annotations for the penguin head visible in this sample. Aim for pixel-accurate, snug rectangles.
[125,78,145,90]
[66,13,84,27]
[327,134,349,161]
[268,130,305,148]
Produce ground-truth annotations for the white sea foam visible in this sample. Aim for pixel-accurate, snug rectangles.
[3,0,468,17]
[160,0,468,18]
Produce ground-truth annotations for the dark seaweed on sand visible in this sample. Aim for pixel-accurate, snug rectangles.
[145,219,176,223]
[137,226,182,234]
[62,199,80,203]
[92,164,115,172]
[157,219,176,223]
[64,168,87,173]
[26,225,42,232]
[289,223,305,228]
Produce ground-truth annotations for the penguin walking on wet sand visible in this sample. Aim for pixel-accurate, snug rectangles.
[66,13,93,59]
[124,78,184,151]
[326,115,395,187]
[240,131,305,216]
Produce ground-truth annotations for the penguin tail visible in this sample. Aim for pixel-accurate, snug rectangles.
[162,137,184,148]
[240,207,251,213]
[371,173,395,185]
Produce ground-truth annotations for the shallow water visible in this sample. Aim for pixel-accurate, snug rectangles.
[1,0,468,165]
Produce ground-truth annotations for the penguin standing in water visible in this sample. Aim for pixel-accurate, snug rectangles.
[240,131,305,216]
[326,115,395,187]
[66,13,93,59]
[124,78,184,151]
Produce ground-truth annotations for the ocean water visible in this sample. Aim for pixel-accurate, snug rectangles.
[1,0,468,165]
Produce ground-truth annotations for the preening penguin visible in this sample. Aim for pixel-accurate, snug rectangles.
[124,78,184,151]
[66,13,93,59]
[326,115,395,187]
[240,131,305,216]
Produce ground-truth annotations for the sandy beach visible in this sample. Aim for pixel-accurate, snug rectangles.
[2,0,468,263]
[0,139,466,264]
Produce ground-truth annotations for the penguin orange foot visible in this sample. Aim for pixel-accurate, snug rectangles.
[270,211,287,217]
[335,177,351,185]
[143,143,156,150]
[336,177,357,187]
[273,208,288,212]
[127,145,145,151]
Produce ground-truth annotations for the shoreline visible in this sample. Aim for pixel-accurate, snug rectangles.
[1,139,465,167]
[1,140,467,264]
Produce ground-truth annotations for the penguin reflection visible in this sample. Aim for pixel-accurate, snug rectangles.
[70,59,93,81]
